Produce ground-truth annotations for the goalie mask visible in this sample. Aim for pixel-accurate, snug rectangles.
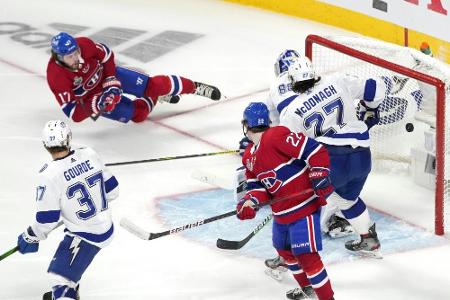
[42,120,72,148]
[274,49,301,77]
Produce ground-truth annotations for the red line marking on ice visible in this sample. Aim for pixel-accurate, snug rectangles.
[152,88,268,121]
[150,119,229,150]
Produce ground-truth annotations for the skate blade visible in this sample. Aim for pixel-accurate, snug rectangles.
[351,248,383,259]
[264,268,284,281]
[328,229,355,239]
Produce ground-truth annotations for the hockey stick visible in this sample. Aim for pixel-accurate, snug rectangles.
[105,149,239,167]
[120,210,237,240]
[0,246,19,262]
[216,213,273,250]
[121,188,313,241]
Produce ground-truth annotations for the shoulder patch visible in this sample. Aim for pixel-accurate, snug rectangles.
[39,164,48,173]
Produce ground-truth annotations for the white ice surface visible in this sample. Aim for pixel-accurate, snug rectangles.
[1,0,450,299]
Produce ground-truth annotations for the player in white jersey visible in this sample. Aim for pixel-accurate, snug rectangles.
[16,120,119,300]
[266,51,350,236]
[274,55,383,257]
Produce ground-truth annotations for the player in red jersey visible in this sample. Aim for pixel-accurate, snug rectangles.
[46,32,221,123]
[236,102,335,300]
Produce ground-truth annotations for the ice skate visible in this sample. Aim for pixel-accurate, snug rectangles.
[157,94,181,104]
[326,214,354,238]
[345,223,382,258]
[265,255,287,269]
[264,255,288,281]
[194,82,221,100]
[286,285,315,299]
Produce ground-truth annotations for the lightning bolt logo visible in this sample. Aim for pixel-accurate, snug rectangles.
[69,237,81,266]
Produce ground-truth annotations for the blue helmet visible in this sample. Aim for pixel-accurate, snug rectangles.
[274,49,301,77]
[243,102,270,128]
[51,32,78,56]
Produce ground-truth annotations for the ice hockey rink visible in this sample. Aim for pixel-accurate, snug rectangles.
[1,0,450,299]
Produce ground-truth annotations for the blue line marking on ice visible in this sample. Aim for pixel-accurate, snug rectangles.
[157,189,449,264]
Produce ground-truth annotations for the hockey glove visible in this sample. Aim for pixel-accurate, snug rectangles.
[308,167,334,200]
[239,137,253,156]
[359,102,380,130]
[236,195,259,220]
[17,226,40,254]
[94,76,122,114]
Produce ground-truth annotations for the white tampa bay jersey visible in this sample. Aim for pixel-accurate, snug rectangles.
[32,147,119,248]
[278,74,386,148]
[265,72,297,126]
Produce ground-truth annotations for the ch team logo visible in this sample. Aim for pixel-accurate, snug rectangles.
[258,170,283,193]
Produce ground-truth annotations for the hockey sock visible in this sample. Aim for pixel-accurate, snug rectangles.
[296,252,334,300]
[340,197,372,235]
[145,75,196,100]
[277,249,310,287]
[131,98,152,123]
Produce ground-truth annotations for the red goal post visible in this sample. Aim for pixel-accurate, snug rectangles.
[305,34,448,235]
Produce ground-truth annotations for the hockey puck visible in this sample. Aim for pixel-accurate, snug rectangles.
[405,123,414,132]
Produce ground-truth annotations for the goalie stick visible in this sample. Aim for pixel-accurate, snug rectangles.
[121,188,313,241]
[216,213,272,250]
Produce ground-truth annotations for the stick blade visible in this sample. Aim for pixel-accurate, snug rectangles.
[216,238,243,250]
[120,218,150,240]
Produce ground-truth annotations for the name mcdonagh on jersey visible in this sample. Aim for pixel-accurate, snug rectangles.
[294,85,337,118]
[64,160,94,181]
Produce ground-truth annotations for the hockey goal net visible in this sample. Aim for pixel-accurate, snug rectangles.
[305,35,450,235]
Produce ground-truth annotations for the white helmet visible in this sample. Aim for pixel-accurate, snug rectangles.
[287,56,315,83]
[42,120,72,148]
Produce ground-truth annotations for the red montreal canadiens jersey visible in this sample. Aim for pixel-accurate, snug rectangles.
[242,126,330,224]
[46,37,116,122]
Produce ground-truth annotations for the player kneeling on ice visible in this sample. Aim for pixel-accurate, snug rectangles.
[16,120,119,300]
[47,32,221,124]
[237,102,335,300]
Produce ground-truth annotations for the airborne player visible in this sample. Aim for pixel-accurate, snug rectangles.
[47,32,221,123]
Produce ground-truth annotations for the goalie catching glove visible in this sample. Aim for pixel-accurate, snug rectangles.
[92,76,122,114]
[236,194,259,220]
